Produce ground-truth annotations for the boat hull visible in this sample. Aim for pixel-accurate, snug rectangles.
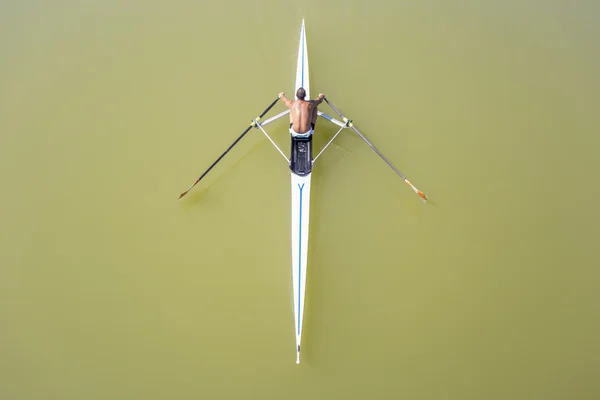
[291,172,310,363]
[291,19,310,364]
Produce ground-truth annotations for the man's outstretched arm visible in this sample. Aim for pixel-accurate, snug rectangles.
[279,92,294,108]
[312,93,325,105]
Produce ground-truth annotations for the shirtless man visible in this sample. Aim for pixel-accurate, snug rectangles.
[279,88,325,138]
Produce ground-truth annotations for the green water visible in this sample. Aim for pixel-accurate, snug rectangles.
[1,0,599,398]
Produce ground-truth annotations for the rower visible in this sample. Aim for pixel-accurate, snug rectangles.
[279,88,325,138]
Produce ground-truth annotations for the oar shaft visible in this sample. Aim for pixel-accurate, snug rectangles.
[324,98,427,200]
[324,98,406,179]
[351,125,407,180]
[178,96,280,199]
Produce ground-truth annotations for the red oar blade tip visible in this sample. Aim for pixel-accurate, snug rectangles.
[406,179,427,201]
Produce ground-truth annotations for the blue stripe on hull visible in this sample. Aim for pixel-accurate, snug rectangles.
[297,183,304,336]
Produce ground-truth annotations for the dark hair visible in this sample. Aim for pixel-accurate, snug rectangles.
[296,87,306,100]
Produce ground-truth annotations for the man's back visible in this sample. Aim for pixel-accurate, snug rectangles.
[289,100,315,133]
[279,88,325,135]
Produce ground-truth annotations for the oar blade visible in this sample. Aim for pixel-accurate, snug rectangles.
[405,179,427,201]
[178,179,200,200]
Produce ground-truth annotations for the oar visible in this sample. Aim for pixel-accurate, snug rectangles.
[324,98,428,201]
[178,96,281,199]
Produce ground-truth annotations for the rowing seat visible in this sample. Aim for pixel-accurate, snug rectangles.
[290,136,313,176]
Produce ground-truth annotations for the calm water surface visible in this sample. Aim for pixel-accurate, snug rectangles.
[1,0,599,399]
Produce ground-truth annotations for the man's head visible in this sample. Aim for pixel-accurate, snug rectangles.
[296,87,306,100]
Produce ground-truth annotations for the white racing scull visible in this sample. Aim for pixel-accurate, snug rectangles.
[178,20,428,364]
[290,19,311,364]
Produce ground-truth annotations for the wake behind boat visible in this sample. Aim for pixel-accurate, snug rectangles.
[177,20,427,364]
